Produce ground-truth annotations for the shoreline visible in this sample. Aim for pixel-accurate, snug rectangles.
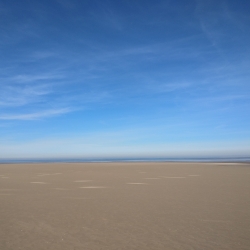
[1,157,250,164]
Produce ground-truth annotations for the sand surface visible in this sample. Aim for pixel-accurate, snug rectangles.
[0,162,250,250]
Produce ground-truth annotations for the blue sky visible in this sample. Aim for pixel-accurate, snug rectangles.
[0,0,250,159]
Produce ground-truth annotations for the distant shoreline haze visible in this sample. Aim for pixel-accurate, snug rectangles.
[1,156,250,164]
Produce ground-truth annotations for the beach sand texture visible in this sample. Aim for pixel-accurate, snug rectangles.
[0,162,250,250]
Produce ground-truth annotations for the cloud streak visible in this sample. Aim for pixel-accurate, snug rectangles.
[0,108,72,120]
[0,83,52,107]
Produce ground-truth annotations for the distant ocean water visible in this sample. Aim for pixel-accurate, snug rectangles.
[0,157,250,164]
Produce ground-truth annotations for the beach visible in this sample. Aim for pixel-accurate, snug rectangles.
[0,162,250,250]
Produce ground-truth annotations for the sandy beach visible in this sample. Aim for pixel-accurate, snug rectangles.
[0,162,250,250]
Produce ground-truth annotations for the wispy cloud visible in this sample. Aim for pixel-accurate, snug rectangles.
[0,108,72,120]
[195,0,248,54]
[196,94,247,103]
[92,39,212,66]
[7,73,63,84]
[0,83,52,107]
[89,2,123,31]
[146,81,191,94]
[28,51,59,61]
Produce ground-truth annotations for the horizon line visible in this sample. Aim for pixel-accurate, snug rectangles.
[1,156,250,164]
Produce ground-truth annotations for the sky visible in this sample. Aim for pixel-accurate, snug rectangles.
[0,0,250,159]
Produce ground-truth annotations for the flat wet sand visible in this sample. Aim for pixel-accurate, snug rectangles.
[0,162,250,250]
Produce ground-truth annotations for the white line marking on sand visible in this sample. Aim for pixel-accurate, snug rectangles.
[74,180,92,182]
[79,186,106,189]
[127,183,148,185]
[38,173,62,176]
[160,176,186,179]
[30,182,47,184]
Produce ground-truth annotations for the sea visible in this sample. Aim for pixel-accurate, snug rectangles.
[0,156,250,164]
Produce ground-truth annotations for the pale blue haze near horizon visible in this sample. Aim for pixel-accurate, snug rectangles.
[0,0,250,159]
